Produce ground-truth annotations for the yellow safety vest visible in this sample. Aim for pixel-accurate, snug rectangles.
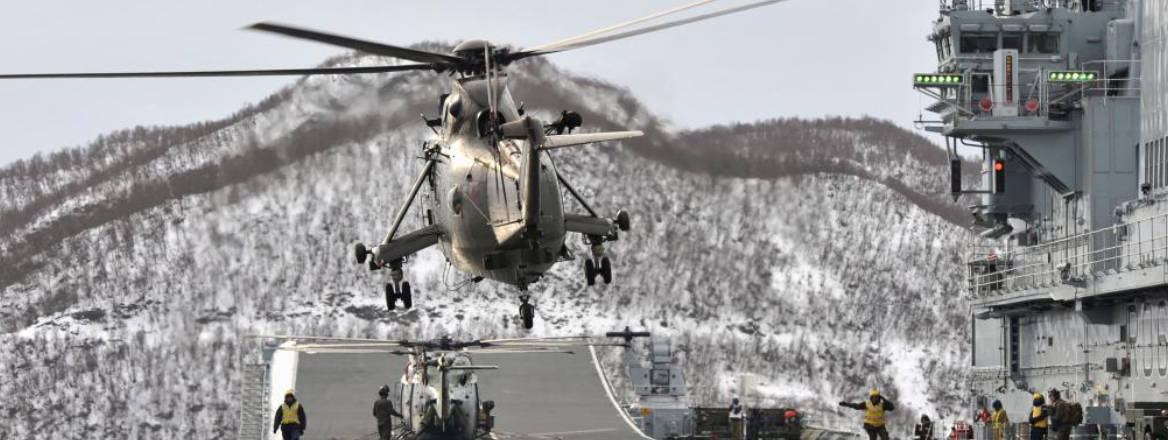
[1032,407,1048,429]
[864,400,886,427]
[281,402,302,425]
[992,409,1008,429]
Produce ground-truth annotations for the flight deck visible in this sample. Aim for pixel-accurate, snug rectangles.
[294,350,647,440]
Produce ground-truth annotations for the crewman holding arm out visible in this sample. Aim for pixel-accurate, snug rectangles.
[840,389,896,440]
[273,389,308,440]
[373,385,403,440]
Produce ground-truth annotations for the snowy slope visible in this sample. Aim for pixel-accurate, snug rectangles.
[0,51,975,439]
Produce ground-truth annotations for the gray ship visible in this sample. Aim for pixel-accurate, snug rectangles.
[622,338,854,440]
[913,0,1168,438]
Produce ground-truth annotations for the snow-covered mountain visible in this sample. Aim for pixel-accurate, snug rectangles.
[0,51,976,439]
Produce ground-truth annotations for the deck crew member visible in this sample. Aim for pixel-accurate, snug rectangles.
[840,389,896,440]
[1047,389,1075,440]
[1029,393,1049,440]
[991,400,1010,440]
[373,385,403,440]
[729,397,745,440]
[915,414,935,440]
[975,401,991,425]
[273,389,307,440]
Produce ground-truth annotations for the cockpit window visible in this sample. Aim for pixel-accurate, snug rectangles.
[960,33,998,53]
[1028,32,1059,54]
[1002,33,1023,51]
[444,95,462,130]
[476,110,505,138]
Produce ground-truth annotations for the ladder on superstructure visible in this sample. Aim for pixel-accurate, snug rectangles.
[237,358,271,440]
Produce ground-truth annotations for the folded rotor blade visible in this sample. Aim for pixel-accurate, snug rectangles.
[295,348,412,355]
[464,348,576,355]
[511,0,786,59]
[447,365,501,370]
[279,342,411,354]
[483,341,629,349]
[0,64,431,79]
[521,0,718,53]
[248,334,409,343]
[248,22,464,66]
[290,342,408,350]
[480,335,590,344]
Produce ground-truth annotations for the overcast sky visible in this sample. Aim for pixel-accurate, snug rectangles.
[0,0,940,166]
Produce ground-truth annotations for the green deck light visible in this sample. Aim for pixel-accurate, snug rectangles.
[1050,71,1098,83]
[914,74,963,87]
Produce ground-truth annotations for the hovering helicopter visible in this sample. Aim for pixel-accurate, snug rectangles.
[272,328,651,440]
[0,0,787,329]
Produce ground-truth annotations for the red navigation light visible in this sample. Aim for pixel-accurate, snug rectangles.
[980,97,994,112]
[993,160,1006,193]
[1025,99,1040,113]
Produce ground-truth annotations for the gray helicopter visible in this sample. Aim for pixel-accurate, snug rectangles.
[273,328,650,440]
[0,0,787,328]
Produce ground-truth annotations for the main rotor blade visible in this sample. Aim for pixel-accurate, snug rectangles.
[248,22,464,66]
[463,348,575,355]
[510,0,786,59]
[249,334,413,344]
[0,64,431,79]
[480,335,590,344]
[521,0,717,54]
[484,341,629,349]
[294,348,411,354]
[291,342,407,349]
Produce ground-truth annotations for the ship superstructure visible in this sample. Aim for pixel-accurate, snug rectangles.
[626,338,695,439]
[914,0,1167,437]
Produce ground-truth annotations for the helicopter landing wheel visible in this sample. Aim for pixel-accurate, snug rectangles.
[584,259,597,286]
[519,296,535,330]
[615,210,631,232]
[384,283,397,311]
[400,281,413,309]
[354,243,369,264]
[600,257,613,284]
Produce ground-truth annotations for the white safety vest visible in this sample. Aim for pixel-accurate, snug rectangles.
[730,404,744,420]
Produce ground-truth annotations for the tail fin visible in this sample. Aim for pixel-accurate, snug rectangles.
[493,119,642,247]
[494,117,546,248]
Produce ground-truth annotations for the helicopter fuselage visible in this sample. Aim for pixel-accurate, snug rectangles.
[367,72,633,325]
[398,352,484,440]
[422,77,567,287]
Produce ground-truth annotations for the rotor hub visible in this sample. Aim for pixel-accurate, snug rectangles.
[451,40,513,74]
